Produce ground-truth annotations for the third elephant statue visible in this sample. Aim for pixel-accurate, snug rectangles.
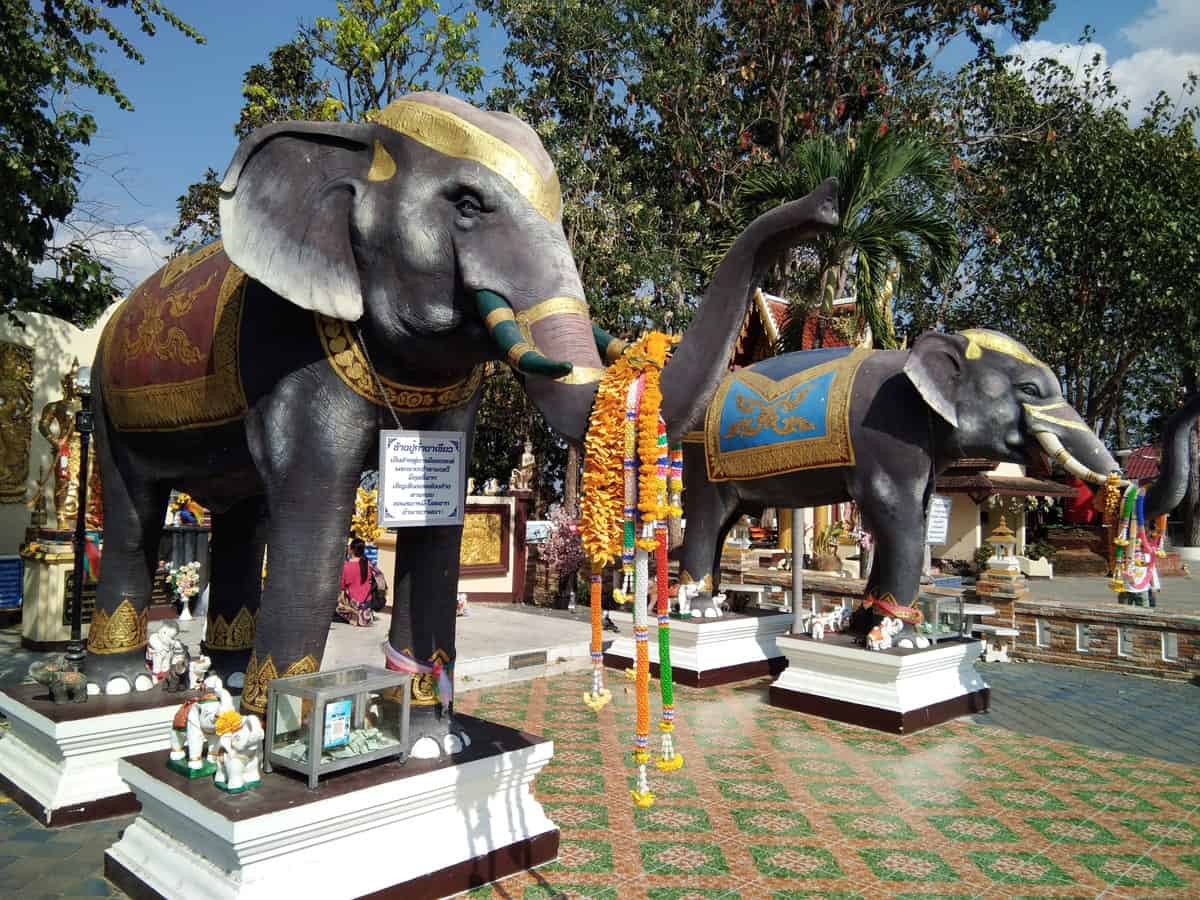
[672,328,1125,636]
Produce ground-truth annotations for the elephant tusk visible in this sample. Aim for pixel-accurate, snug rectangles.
[1033,430,1128,488]
[591,323,628,365]
[475,290,574,378]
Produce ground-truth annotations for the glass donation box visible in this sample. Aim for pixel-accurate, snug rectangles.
[263,665,412,789]
[916,590,966,644]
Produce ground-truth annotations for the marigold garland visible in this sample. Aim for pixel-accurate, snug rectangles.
[579,331,682,806]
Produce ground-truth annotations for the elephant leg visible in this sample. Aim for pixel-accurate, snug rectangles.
[238,402,372,716]
[677,445,740,618]
[387,523,471,758]
[848,477,929,641]
[86,391,171,692]
[203,496,268,686]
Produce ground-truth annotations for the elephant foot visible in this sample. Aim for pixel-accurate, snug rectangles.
[407,706,473,760]
[204,646,250,691]
[82,649,157,696]
[687,592,725,619]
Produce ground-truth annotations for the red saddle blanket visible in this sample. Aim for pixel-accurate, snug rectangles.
[101,241,248,431]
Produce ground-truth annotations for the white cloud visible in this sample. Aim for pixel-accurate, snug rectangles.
[1007,38,1198,122]
[35,217,173,295]
[1123,0,1200,56]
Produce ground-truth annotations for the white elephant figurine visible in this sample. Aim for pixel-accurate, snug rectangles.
[866,616,904,651]
[168,686,233,778]
[677,581,699,616]
[189,654,212,689]
[810,615,826,640]
[145,621,180,682]
[214,710,264,793]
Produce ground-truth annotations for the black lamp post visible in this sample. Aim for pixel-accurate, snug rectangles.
[64,366,93,670]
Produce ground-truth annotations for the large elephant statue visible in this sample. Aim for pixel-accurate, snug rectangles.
[671,329,1125,634]
[87,92,610,755]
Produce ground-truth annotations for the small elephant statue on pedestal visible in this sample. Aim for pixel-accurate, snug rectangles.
[168,686,234,778]
[214,710,264,793]
[28,660,87,704]
[866,616,904,651]
[188,654,212,689]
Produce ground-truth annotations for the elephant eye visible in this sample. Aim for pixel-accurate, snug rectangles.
[1018,382,1041,398]
[454,193,484,219]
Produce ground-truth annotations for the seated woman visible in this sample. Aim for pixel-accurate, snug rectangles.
[337,538,375,627]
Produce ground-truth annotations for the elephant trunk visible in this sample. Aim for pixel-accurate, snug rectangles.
[1143,392,1200,519]
[659,178,840,443]
[475,289,604,445]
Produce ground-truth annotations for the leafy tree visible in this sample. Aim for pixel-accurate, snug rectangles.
[726,127,958,350]
[918,53,1200,435]
[304,0,483,121]
[168,0,483,255]
[1,0,201,324]
[237,39,343,139]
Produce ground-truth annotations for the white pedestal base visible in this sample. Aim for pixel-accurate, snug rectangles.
[105,716,558,900]
[769,634,990,733]
[604,610,793,686]
[0,685,178,825]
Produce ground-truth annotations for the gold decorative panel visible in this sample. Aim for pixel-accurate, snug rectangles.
[459,506,510,576]
[0,342,34,503]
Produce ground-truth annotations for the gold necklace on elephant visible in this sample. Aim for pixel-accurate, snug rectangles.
[316,315,482,418]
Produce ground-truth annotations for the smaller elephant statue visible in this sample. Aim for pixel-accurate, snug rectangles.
[214,710,264,793]
[189,654,212,689]
[145,621,181,683]
[49,669,88,703]
[866,616,904,651]
[168,686,234,778]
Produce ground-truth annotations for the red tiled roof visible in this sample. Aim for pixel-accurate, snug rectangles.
[1123,444,1159,480]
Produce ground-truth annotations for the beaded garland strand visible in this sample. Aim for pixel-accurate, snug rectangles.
[1110,482,1167,594]
[579,332,682,807]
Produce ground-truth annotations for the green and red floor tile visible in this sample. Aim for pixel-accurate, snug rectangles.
[2,665,1198,898]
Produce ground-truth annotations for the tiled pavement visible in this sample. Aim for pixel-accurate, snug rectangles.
[971,661,1200,767]
[2,667,1199,898]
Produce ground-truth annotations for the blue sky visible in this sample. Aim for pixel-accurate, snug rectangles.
[60,0,1199,288]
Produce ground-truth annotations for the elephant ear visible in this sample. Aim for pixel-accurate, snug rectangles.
[902,331,968,428]
[219,122,379,321]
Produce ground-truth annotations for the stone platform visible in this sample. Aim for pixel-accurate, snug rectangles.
[105,715,557,900]
[602,608,793,687]
[770,633,990,733]
[0,683,181,826]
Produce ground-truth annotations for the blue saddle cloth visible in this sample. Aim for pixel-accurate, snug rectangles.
[702,347,871,481]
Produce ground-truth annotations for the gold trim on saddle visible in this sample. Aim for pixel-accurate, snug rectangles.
[316,315,483,413]
[102,249,249,432]
[704,349,870,482]
[373,100,562,222]
[86,599,148,654]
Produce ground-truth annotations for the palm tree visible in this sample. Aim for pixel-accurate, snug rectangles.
[725,128,958,350]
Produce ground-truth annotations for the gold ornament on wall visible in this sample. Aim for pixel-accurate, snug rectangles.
[0,342,34,504]
[350,487,380,543]
[460,512,503,567]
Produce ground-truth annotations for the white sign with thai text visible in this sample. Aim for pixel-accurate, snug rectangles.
[926,494,953,545]
[378,430,467,527]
